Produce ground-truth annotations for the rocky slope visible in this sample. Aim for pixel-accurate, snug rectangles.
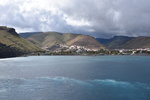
[0,26,42,58]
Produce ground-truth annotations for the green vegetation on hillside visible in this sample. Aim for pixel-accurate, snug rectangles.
[0,26,42,58]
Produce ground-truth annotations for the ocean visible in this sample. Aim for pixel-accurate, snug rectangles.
[0,56,150,100]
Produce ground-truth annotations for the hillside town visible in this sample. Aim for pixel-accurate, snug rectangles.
[42,44,150,55]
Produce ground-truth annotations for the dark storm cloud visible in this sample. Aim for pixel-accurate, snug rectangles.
[62,0,150,37]
[0,0,150,37]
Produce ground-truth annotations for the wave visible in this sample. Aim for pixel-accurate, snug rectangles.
[0,77,150,100]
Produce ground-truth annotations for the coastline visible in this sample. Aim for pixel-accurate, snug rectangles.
[1,53,150,59]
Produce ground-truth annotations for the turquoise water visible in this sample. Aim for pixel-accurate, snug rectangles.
[0,56,150,100]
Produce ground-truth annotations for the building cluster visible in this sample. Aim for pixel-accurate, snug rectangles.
[56,44,99,53]
[116,48,150,55]
[43,44,150,55]
[43,44,100,53]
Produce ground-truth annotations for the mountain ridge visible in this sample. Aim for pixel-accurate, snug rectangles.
[21,31,150,50]
[21,32,105,51]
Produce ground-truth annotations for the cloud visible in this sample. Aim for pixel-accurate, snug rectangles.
[0,0,150,37]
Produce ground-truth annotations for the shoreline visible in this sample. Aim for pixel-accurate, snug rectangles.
[1,53,150,59]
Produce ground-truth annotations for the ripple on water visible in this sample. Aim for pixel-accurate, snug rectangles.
[0,77,149,100]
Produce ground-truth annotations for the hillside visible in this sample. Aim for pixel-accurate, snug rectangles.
[97,36,134,49]
[122,36,150,49]
[24,32,105,51]
[20,32,43,38]
[97,36,150,49]
[0,26,42,58]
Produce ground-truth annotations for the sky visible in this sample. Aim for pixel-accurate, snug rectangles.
[0,0,150,38]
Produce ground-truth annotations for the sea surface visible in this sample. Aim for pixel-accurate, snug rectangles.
[0,56,150,100]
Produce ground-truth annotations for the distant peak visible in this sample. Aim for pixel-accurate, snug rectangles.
[113,36,130,38]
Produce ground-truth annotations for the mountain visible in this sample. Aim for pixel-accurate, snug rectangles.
[97,36,150,49]
[0,26,42,58]
[22,32,105,51]
[96,36,134,49]
[20,32,43,38]
[121,36,150,49]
